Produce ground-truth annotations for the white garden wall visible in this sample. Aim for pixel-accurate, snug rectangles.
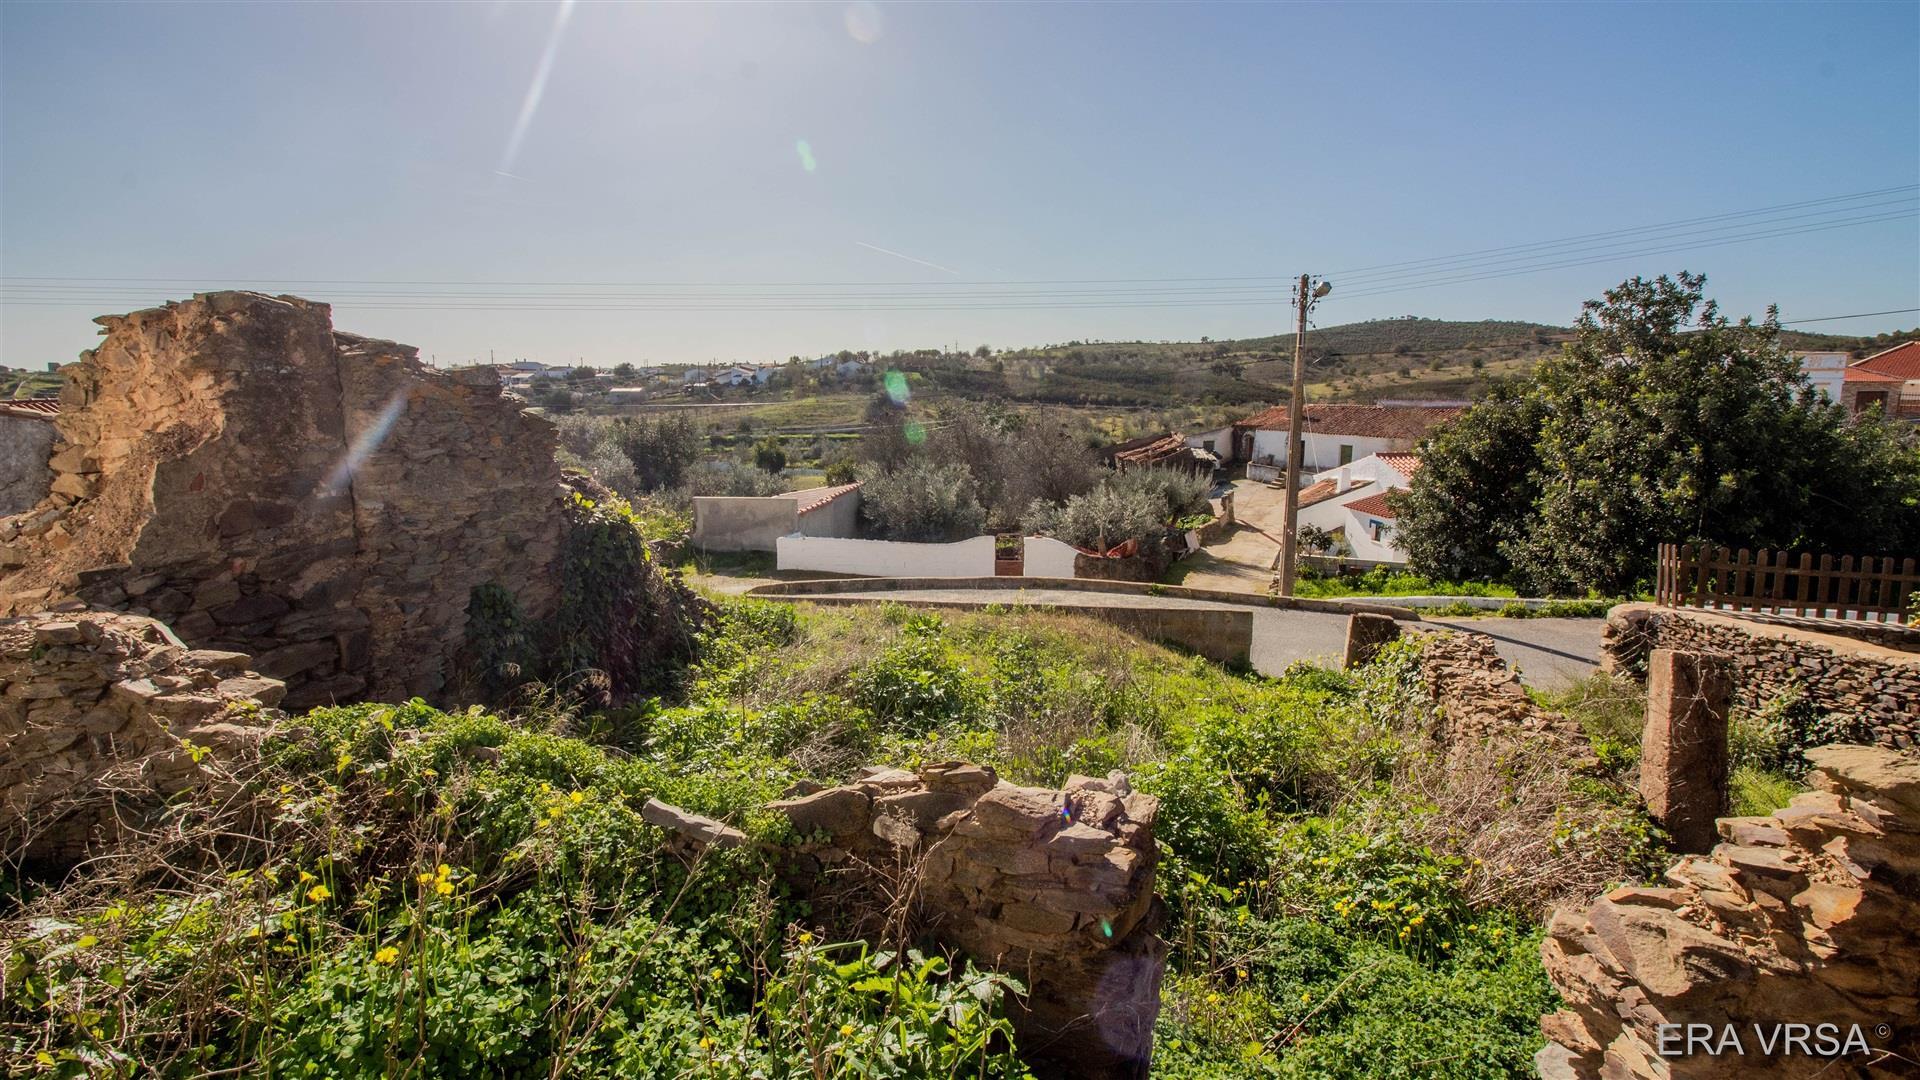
[1022,536,1080,578]
[776,534,997,577]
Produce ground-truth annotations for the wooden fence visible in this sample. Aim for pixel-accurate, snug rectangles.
[1655,543,1918,623]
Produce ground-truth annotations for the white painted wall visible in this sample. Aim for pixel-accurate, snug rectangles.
[1341,505,1406,562]
[777,534,997,577]
[1247,430,1402,473]
[1022,536,1080,578]
[1797,352,1849,403]
[1184,426,1236,463]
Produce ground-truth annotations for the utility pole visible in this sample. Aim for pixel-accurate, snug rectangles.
[1276,273,1330,597]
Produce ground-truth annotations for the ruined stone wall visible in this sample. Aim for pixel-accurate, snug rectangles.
[0,293,562,710]
[1409,628,1587,748]
[649,761,1165,1079]
[1603,604,1920,753]
[2,610,282,864]
[1538,745,1919,1078]
[0,411,57,516]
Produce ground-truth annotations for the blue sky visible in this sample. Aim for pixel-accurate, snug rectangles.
[3,1,1916,369]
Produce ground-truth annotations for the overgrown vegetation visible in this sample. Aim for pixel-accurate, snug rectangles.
[5,602,1673,1077]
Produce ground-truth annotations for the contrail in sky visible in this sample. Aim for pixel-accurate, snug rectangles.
[498,0,577,176]
[855,241,961,276]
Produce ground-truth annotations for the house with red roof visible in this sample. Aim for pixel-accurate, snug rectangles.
[1292,450,1421,564]
[1231,402,1461,482]
[1844,341,1920,420]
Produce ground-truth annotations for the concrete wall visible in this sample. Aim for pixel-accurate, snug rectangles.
[0,414,55,516]
[776,534,996,577]
[1022,536,1080,578]
[795,489,861,538]
[692,497,800,552]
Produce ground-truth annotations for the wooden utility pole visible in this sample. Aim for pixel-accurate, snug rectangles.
[1277,273,1328,597]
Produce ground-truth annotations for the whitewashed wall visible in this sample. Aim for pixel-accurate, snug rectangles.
[1341,504,1407,563]
[777,534,997,577]
[1022,536,1080,578]
[1248,430,1402,473]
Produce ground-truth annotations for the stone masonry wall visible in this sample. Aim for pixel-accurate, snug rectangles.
[1603,604,1920,753]
[644,761,1165,1079]
[1538,745,1920,1078]
[0,293,562,710]
[2,610,283,864]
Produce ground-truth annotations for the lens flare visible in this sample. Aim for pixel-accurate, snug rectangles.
[903,419,926,446]
[843,2,883,45]
[883,369,909,404]
[326,389,410,495]
[498,0,578,176]
[795,139,817,173]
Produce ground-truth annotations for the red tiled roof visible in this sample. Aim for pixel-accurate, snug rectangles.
[0,398,60,418]
[1374,452,1420,476]
[1854,341,1920,379]
[1299,477,1373,507]
[1844,367,1904,384]
[1343,489,1404,520]
[1233,403,1462,440]
[788,482,860,515]
[1112,433,1194,466]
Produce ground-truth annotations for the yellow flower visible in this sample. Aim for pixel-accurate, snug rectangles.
[417,872,434,885]
[570,790,585,804]
[435,880,454,896]
[1205,992,1220,1004]
[436,864,451,879]
[1300,992,1311,1003]
[838,1024,855,1037]
[299,870,317,883]
[75,934,99,949]
[1441,941,1452,950]
[307,885,331,903]
[796,931,813,945]
[1408,915,1424,926]
[698,1037,713,1051]
[1235,968,1247,980]
[374,946,399,965]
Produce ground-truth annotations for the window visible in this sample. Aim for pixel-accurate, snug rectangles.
[1201,439,1215,453]
[1370,520,1388,543]
[1339,444,1354,465]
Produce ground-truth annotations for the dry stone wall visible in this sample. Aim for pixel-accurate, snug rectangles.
[649,761,1165,1079]
[1603,604,1919,753]
[0,293,563,710]
[1410,628,1588,749]
[2,610,282,864]
[1538,745,1920,1078]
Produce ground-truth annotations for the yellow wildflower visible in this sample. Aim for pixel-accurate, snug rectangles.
[307,885,331,903]
[436,863,451,879]
[698,1037,713,1051]
[570,790,585,804]
[417,872,434,885]
[299,870,317,883]
[374,946,399,965]
[435,880,454,896]
[838,1024,855,1037]
[796,931,813,945]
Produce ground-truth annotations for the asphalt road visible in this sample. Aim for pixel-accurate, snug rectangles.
[778,586,1603,689]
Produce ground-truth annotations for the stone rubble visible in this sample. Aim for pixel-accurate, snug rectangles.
[652,760,1164,1079]
[1538,744,1920,1079]
[1,610,283,863]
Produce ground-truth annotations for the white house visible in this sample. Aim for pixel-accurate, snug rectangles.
[1183,426,1236,463]
[1795,351,1850,403]
[1293,451,1421,564]
[1234,403,1459,481]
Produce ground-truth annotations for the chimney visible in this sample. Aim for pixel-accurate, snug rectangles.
[1337,466,1351,493]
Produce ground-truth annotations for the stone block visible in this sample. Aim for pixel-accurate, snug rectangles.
[769,787,871,841]
[1640,649,1731,855]
[1342,612,1401,669]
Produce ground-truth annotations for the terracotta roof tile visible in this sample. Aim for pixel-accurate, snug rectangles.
[1844,367,1904,383]
[1343,489,1404,520]
[1854,341,1920,379]
[1233,403,1461,440]
[788,482,861,515]
[1374,452,1420,476]
[1299,477,1373,507]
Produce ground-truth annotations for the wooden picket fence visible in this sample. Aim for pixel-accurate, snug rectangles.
[1655,543,1918,623]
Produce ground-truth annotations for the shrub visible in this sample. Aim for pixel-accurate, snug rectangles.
[857,460,987,542]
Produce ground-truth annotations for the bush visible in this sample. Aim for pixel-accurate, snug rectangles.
[857,460,987,541]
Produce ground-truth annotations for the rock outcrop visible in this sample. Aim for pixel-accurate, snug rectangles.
[0,293,563,709]
[2,610,283,864]
[651,761,1165,1078]
[1538,745,1920,1078]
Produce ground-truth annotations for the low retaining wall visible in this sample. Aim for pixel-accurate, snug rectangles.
[746,574,1419,620]
[776,534,996,577]
[1538,745,1920,1078]
[1022,536,1079,578]
[1602,603,1919,752]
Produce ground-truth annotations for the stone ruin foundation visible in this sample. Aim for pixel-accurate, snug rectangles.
[0,292,564,711]
[2,610,283,864]
[647,761,1165,1080]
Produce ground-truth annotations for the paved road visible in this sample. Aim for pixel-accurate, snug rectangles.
[775,585,1603,689]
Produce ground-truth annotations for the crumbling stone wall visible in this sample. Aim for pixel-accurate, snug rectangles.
[1603,604,1919,753]
[0,293,562,710]
[1538,745,1920,1078]
[652,761,1165,1079]
[2,610,282,864]
[1409,629,1587,748]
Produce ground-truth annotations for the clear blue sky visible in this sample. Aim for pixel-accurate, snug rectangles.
[3,1,1916,369]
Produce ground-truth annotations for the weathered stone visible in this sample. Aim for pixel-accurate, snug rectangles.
[969,784,1065,838]
[639,797,746,848]
[1342,611,1401,669]
[918,760,997,796]
[1640,649,1731,855]
[873,789,971,833]
[769,786,871,841]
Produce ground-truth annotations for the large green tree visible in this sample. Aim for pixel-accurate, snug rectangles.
[1394,272,1920,596]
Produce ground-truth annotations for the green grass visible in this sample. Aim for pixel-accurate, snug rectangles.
[1292,568,1521,600]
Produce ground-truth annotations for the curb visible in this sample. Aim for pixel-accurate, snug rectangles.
[739,575,1422,621]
